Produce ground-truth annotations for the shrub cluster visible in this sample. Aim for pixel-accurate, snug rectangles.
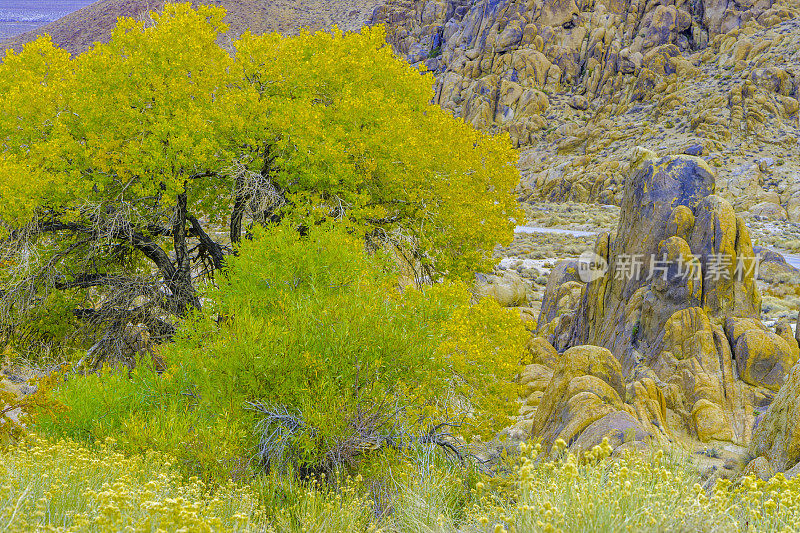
[31,224,527,481]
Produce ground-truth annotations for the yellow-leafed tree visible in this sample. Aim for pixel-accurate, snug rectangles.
[0,3,520,357]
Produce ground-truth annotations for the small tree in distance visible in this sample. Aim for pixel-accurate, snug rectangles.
[0,3,521,359]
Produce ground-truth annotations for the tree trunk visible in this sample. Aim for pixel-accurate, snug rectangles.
[170,190,201,314]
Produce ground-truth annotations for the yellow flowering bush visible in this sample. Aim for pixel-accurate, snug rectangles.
[0,437,263,532]
[4,434,800,532]
[34,225,527,480]
[468,440,800,533]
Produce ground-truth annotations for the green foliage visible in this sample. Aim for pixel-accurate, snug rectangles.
[0,3,520,359]
[33,225,526,481]
[0,1,519,301]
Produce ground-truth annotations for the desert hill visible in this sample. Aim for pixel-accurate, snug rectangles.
[0,0,387,55]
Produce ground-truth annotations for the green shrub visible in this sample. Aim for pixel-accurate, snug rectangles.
[33,224,527,481]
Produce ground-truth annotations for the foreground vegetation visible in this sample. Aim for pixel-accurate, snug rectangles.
[3,437,800,532]
[28,225,527,481]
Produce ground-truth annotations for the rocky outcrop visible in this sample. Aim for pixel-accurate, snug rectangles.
[536,259,582,349]
[372,1,800,221]
[754,246,800,282]
[475,271,530,306]
[525,152,797,453]
[372,0,797,136]
[529,344,650,452]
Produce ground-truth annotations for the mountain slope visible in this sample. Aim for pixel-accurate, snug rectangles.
[0,0,386,55]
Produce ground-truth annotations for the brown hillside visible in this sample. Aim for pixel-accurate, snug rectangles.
[0,0,386,56]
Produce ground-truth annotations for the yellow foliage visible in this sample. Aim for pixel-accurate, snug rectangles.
[436,289,529,438]
[0,3,520,280]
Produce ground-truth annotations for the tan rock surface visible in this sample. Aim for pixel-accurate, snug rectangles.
[748,363,800,473]
[375,1,800,219]
[528,153,786,452]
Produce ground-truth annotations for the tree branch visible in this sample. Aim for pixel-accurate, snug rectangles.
[188,215,225,270]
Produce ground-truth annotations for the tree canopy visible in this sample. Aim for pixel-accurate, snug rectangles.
[0,3,520,357]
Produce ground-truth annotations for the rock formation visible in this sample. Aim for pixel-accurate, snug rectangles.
[747,362,800,478]
[523,150,799,455]
[373,0,800,221]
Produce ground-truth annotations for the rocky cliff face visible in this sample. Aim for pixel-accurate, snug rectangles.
[523,151,799,463]
[377,0,800,476]
[372,0,800,220]
[375,0,787,103]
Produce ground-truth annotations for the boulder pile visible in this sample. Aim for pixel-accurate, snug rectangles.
[372,0,800,219]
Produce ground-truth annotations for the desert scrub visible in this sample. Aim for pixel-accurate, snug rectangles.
[33,225,527,481]
[5,436,800,532]
[0,437,264,532]
[467,440,800,533]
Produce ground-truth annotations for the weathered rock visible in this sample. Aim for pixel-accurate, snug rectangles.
[373,0,797,158]
[568,95,589,111]
[692,399,734,443]
[525,336,560,368]
[569,153,759,359]
[683,144,704,156]
[375,1,800,211]
[748,201,788,220]
[537,259,584,349]
[740,455,775,481]
[519,362,555,412]
[726,319,799,391]
[531,153,778,449]
[531,345,627,450]
[570,410,652,454]
[748,363,800,474]
[754,246,800,282]
[475,271,528,307]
